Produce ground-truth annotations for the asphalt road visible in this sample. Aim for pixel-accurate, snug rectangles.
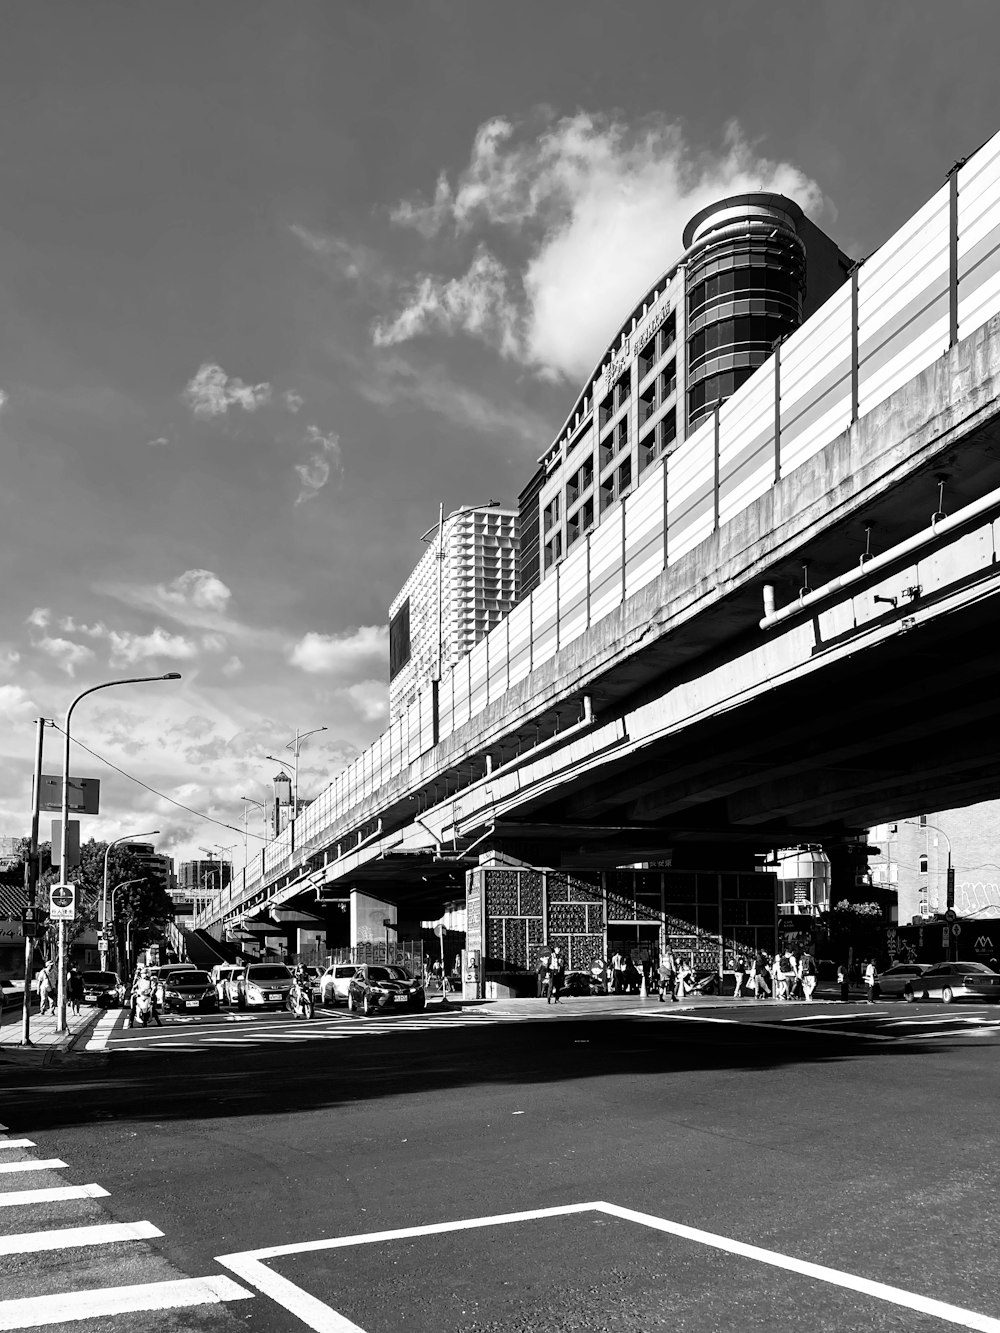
[2,998,999,1332]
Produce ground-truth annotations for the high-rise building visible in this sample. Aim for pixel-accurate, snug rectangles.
[123,842,174,894]
[176,858,231,915]
[389,503,518,720]
[517,192,852,599]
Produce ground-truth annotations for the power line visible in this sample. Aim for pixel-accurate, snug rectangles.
[49,723,268,843]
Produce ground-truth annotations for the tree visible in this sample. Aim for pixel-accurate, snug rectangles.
[15,837,174,968]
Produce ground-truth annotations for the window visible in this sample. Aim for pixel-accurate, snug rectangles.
[660,359,676,401]
[614,370,631,410]
[543,496,560,531]
[919,856,928,874]
[543,532,563,570]
[687,314,791,374]
[638,335,657,380]
[639,410,677,474]
[567,498,594,548]
[658,311,676,356]
[919,815,927,826]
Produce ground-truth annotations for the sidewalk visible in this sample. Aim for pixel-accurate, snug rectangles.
[0,1001,103,1065]
[470,985,872,1017]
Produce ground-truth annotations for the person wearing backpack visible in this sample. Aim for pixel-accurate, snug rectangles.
[799,950,817,1001]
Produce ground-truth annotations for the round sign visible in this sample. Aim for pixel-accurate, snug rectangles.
[944,909,957,923]
[50,884,73,908]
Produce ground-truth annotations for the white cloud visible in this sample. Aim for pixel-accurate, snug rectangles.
[0,683,34,720]
[160,569,233,615]
[382,113,827,382]
[37,636,95,676]
[0,389,9,410]
[294,425,342,505]
[344,679,389,722]
[107,627,201,667]
[289,226,385,287]
[183,363,272,418]
[26,607,51,629]
[288,625,387,678]
[283,390,304,414]
[147,435,169,447]
[221,655,244,677]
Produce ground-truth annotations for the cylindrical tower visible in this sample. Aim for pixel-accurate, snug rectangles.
[683,193,806,431]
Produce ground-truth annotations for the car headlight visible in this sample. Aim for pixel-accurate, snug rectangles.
[166,989,180,998]
[248,984,262,998]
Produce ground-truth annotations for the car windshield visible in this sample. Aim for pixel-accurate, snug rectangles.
[82,972,118,986]
[168,971,210,986]
[248,966,292,980]
[958,963,994,973]
[367,967,397,982]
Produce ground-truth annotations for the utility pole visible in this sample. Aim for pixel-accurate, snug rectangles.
[21,717,46,1047]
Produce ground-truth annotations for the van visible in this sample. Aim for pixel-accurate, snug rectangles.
[211,963,243,1005]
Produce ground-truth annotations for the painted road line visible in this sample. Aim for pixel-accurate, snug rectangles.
[0,1160,68,1174]
[84,1007,123,1051]
[0,1141,35,1151]
[0,1184,109,1208]
[596,1202,1000,1332]
[0,1221,163,1255]
[0,1274,253,1329]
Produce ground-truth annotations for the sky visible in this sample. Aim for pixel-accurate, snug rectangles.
[2,0,998,870]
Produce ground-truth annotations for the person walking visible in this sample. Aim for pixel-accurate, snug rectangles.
[864,959,879,1004]
[772,952,788,1001]
[546,946,565,1004]
[658,949,678,1002]
[837,962,850,1002]
[37,963,55,1016]
[536,948,551,999]
[731,954,745,999]
[799,950,817,1002]
[610,950,626,995]
[67,965,84,1016]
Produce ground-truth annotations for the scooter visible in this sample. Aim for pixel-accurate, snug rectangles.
[287,980,314,1020]
[134,990,154,1027]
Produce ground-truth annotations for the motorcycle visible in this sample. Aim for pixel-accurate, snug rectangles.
[134,990,154,1027]
[287,980,314,1020]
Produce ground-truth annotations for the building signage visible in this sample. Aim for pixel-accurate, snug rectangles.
[466,874,483,955]
[595,298,674,400]
[636,298,673,349]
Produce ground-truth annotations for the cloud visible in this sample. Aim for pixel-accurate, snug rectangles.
[160,569,233,615]
[37,636,95,676]
[108,627,203,667]
[288,625,387,678]
[382,112,827,382]
[344,679,389,723]
[372,244,520,357]
[221,655,243,677]
[289,226,385,287]
[183,363,272,418]
[0,389,8,410]
[294,425,342,505]
[283,390,304,414]
[147,435,169,447]
[0,683,34,720]
[26,607,51,629]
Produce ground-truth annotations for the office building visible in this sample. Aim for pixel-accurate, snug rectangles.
[869,801,1000,923]
[123,842,174,894]
[517,192,852,598]
[176,858,231,915]
[389,504,518,720]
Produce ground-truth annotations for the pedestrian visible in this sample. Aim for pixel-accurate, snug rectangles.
[732,954,745,998]
[546,946,565,1005]
[67,965,84,1016]
[658,949,677,1002]
[674,956,693,1000]
[536,948,551,999]
[754,952,772,999]
[799,950,817,1002]
[864,959,878,1004]
[610,950,626,995]
[37,963,55,1016]
[772,952,788,1001]
[837,962,850,1002]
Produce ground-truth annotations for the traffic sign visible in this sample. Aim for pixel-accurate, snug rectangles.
[37,775,101,814]
[49,882,76,921]
[944,909,957,923]
[951,923,962,937]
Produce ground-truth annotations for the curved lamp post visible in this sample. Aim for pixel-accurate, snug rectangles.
[56,672,181,1032]
[109,877,145,976]
[266,725,327,826]
[101,831,159,971]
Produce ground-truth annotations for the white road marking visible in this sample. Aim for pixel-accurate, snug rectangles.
[0,1221,163,1255]
[0,1184,109,1207]
[84,1007,123,1051]
[0,1141,35,1151]
[0,1274,253,1329]
[219,1200,1000,1333]
[0,1160,67,1174]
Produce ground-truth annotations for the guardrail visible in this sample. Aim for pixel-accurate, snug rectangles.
[198,129,1000,928]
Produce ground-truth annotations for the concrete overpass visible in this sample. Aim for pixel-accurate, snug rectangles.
[196,130,1000,942]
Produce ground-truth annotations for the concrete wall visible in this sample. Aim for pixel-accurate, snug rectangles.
[350,891,397,947]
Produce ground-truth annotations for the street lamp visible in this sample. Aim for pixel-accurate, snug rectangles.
[906,819,954,938]
[109,878,144,976]
[200,845,234,902]
[266,725,327,825]
[420,500,500,682]
[101,831,160,971]
[56,672,181,1032]
[240,797,267,864]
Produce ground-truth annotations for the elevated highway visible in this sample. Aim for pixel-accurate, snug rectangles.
[197,131,1000,935]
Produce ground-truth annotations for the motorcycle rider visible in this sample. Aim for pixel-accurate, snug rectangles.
[125,965,162,1028]
[290,963,314,1017]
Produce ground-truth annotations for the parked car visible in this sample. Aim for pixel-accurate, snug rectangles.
[875,963,931,998]
[236,963,294,1010]
[81,970,125,1008]
[347,964,426,1015]
[903,961,1000,1003]
[211,964,243,1005]
[159,969,219,1013]
[319,964,359,1007]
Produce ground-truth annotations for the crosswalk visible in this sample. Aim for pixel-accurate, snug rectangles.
[0,1125,253,1329]
[638,1003,1000,1042]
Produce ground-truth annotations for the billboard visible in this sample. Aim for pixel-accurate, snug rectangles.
[389,598,411,681]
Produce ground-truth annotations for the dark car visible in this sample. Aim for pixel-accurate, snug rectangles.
[347,964,426,1015]
[875,963,931,999]
[159,969,219,1013]
[81,970,124,1008]
[903,961,1000,1004]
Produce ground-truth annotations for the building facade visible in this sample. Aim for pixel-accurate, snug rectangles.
[123,842,174,894]
[517,192,852,599]
[389,504,518,720]
[176,858,232,916]
[869,800,1000,923]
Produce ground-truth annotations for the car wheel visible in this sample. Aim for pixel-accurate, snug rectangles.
[411,995,426,1012]
[941,986,954,1004]
[363,992,373,1016]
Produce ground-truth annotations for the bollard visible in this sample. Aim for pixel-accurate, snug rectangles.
[640,972,647,1000]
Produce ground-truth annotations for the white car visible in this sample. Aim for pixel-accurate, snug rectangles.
[319,964,359,1007]
[236,963,294,1010]
[211,964,244,1005]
